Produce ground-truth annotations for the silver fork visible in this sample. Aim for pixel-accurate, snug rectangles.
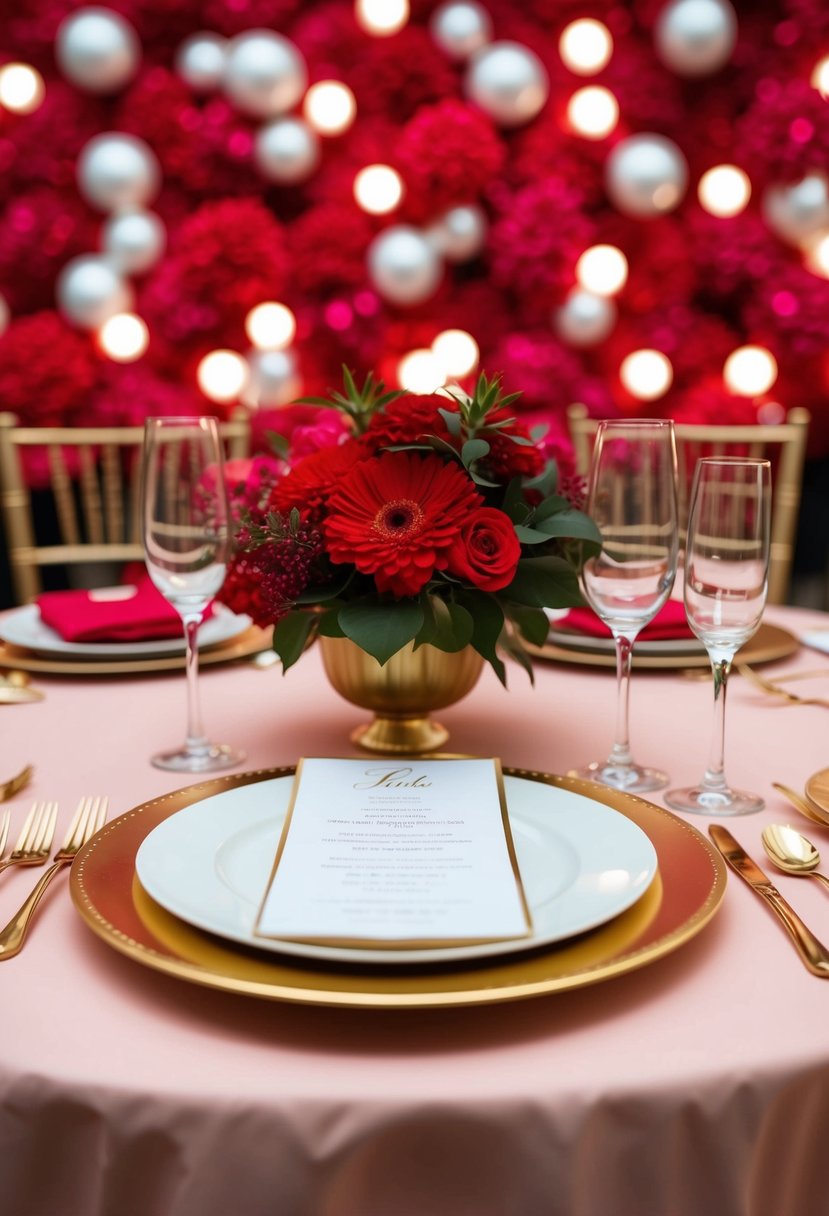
[0,796,108,960]
[0,801,58,876]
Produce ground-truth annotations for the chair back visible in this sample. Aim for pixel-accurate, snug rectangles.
[566,403,810,604]
[0,413,250,605]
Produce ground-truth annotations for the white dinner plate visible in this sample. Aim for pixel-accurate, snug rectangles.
[0,600,251,659]
[546,625,705,659]
[135,774,659,966]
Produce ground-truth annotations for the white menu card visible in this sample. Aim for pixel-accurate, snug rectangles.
[255,757,531,948]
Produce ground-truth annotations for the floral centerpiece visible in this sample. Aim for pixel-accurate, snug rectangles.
[219,371,601,687]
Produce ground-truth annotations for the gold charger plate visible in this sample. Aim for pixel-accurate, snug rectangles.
[529,621,798,671]
[0,625,272,676]
[70,767,726,1009]
[805,768,829,817]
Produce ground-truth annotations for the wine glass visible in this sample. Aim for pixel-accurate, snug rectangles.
[571,419,679,793]
[142,416,244,772]
[665,457,771,815]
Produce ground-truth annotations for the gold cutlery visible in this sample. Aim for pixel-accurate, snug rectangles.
[737,664,829,708]
[0,763,34,803]
[0,795,108,959]
[0,801,57,876]
[0,811,9,858]
[762,824,829,892]
[709,825,829,977]
[0,671,44,704]
[771,782,829,829]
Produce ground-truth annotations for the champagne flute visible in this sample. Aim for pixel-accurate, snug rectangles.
[142,416,244,772]
[571,419,679,793]
[665,457,771,815]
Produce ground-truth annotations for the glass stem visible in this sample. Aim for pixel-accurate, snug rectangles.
[701,655,731,793]
[183,613,209,757]
[609,634,635,768]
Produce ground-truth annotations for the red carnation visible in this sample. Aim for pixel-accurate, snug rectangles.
[272,443,368,518]
[324,451,483,598]
[362,395,453,451]
[448,509,521,593]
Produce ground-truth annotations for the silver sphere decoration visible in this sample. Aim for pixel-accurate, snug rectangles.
[426,204,488,262]
[763,174,829,245]
[56,255,133,330]
[555,289,617,348]
[606,133,689,218]
[464,41,549,127]
[77,133,161,213]
[175,32,228,93]
[367,226,443,306]
[242,349,302,408]
[430,2,493,61]
[55,7,141,94]
[254,117,320,184]
[223,30,307,119]
[101,210,166,275]
[655,0,737,77]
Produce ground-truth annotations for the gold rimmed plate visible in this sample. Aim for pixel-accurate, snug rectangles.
[0,625,273,676]
[529,621,798,671]
[70,767,726,1009]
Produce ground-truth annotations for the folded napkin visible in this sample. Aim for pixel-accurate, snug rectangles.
[36,575,212,643]
[553,599,694,641]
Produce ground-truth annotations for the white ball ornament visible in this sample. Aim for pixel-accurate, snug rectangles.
[175,32,228,93]
[223,30,307,119]
[426,205,487,262]
[242,349,302,407]
[77,133,161,213]
[56,255,133,330]
[101,210,166,275]
[655,0,737,77]
[555,289,617,347]
[55,8,140,94]
[254,117,320,184]
[606,133,689,217]
[367,226,443,306]
[465,41,549,127]
[763,174,829,245]
[430,2,492,60]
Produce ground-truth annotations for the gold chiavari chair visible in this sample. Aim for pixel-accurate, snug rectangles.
[566,402,810,604]
[0,413,250,605]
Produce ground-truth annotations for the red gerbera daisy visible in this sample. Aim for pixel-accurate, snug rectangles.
[324,451,483,598]
[272,443,368,519]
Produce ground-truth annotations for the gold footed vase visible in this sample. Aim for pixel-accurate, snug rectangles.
[318,637,484,754]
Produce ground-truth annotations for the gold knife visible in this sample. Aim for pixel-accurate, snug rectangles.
[709,826,829,978]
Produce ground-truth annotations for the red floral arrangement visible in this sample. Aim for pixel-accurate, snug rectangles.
[218,371,600,683]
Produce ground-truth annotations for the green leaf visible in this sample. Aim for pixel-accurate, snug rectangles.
[461,438,491,467]
[514,524,553,545]
[338,599,424,666]
[316,608,346,638]
[458,591,507,685]
[534,509,602,546]
[438,408,462,436]
[273,611,316,673]
[503,556,585,608]
[417,595,474,652]
[532,494,572,522]
[498,629,535,684]
[507,604,550,646]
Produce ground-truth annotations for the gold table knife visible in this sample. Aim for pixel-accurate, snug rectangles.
[709,826,829,978]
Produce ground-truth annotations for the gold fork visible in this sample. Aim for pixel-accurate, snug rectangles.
[0,801,58,876]
[0,810,9,858]
[0,796,108,960]
[0,764,33,802]
[737,664,829,708]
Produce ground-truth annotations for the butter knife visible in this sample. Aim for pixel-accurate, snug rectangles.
[709,826,829,978]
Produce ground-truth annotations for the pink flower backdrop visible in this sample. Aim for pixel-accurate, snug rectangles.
[2,0,829,496]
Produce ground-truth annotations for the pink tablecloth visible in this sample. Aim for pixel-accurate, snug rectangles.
[2,606,829,1216]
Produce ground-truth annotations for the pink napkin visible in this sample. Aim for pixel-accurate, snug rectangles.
[36,575,212,643]
[554,599,694,641]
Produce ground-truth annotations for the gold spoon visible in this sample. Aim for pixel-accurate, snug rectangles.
[772,782,829,829]
[762,824,829,892]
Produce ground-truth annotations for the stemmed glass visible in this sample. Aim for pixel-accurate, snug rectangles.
[572,419,679,793]
[665,457,771,815]
[142,416,244,772]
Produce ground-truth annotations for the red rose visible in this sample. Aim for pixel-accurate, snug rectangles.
[448,508,521,592]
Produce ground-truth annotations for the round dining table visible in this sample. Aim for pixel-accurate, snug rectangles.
[1,604,828,1216]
